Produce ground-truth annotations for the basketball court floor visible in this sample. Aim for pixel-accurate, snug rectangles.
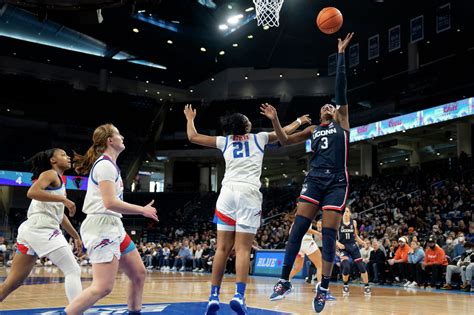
[0,267,471,314]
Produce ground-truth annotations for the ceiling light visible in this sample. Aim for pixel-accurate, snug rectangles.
[380,162,383,165]
[137,10,145,13]
[227,14,244,25]
[145,89,148,92]
[133,28,139,33]
[178,79,181,82]
[167,40,173,44]
[228,5,233,9]
[211,78,215,81]
[449,137,453,141]
[190,89,193,93]
[219,50,225,55]
[7,108,10,112]
[157,91,160,94]
[200,47,207,52]
[316,72,320,76]
[169,93,172,96]
[245,7,254,12]
[146,80,149,83]
[78,65,82,68]
[244,76,248,80]
[426,40,430,44]
[219,24,229,31]
[436,152,440,156]
[263,25,270,30]
[160,98,163,101]
[279,73,283,78]
[232,43,238,47]
[247,35,254,39]
[171,20,180,24]
[402,130,406,133]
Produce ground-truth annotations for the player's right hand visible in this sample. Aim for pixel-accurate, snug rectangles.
[260,103,277,120]
[184,104,197,120]
[64,198,77,217]
[143,199,159,221]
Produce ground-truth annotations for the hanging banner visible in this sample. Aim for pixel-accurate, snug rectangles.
[410,15,424,43]
[436,3,451,33]
[388,25,401,52]
[368,34,379,60]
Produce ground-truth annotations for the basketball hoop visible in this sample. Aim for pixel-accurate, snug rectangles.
[253,0,284,28]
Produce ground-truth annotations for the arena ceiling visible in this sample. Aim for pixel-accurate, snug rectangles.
[1,0,473,90]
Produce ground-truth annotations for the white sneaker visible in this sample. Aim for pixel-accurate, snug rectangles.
[170,267,177,271]
[179,267,185,271]
[395,277,400,282]
[403,281,411,287]
[408,282,418,288]
[199,268,205,272]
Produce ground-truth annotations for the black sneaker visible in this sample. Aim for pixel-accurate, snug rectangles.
[269,279,293,301]
[312,282,328,313]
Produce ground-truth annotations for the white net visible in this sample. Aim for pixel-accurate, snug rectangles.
[253,0,285,28]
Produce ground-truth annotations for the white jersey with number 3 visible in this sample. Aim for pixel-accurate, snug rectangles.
[216,132,269,188]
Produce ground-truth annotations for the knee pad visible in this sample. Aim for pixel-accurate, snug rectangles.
[341,259,351,276]
[63,262,82,277]
[321,227,337,262]
[356,260,367,274]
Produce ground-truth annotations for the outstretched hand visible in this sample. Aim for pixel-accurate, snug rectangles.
[298,114,312,126]
[184,104,196,121]
[260,103,278,120]
[338,32,354,53]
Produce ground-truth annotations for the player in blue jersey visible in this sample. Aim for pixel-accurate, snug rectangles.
[337,207,371,296]
[261,32,354,313]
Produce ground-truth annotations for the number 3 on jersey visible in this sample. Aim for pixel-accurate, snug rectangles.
[320,137,328,149]
[233,141,250,158]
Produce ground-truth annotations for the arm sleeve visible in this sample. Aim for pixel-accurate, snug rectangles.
[93,161,118,183]
[335,53,348,105]
[216,136,227,151]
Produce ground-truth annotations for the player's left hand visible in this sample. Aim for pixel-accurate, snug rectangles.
[260,103,278,120]
[338,32,354,53]
[298,114,312,125]
[184,104,197,120]
[74,238,83,255]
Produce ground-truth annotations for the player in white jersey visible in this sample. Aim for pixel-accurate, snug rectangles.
[184,104,311,315]
[65,124,158,315]
[0,149,82,303]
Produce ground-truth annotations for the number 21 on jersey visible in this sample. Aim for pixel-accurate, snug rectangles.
[233,141,250,158]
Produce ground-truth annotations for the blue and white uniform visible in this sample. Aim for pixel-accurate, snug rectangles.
[80,155,135,264]
[16,172,69,257]
[214,133,269,234]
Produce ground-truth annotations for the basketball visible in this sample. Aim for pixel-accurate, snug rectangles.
[317,7,343,34]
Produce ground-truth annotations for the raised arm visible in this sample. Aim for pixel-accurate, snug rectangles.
[184,104,217,148]
[268,111,312,143]
[261,103,314,145]
[334,32,354,131]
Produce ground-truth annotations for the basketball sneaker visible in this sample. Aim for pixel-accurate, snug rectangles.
[205,294,220,315]
[269,279,293,301]
[312,282,328,313]
[364,285,372,296]
[342,284,350,296]
[229,293,248,315]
